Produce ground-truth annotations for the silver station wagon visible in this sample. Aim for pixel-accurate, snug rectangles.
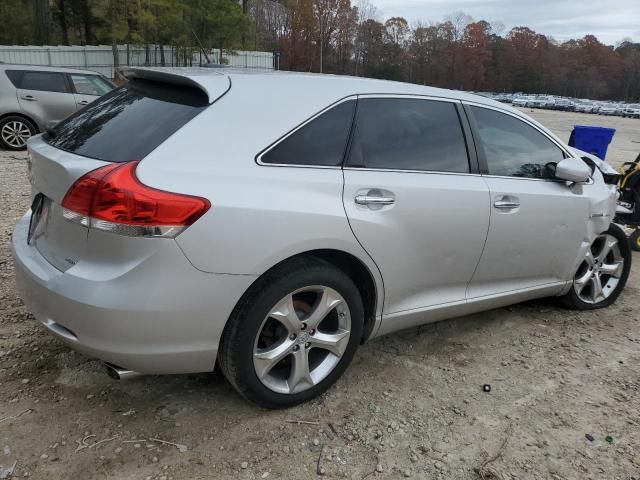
[0,64,114,150]
[12,68,630,407]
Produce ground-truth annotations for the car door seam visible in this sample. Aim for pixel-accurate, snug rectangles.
[340,167,386,330]
[465,175,493,299]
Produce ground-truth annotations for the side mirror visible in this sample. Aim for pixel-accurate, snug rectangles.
[555,157,592,183]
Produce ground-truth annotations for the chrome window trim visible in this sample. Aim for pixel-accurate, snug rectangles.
[256,95,357,169]
[343,167,480,177]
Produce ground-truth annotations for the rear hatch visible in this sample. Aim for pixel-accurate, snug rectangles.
[26,71,229,271]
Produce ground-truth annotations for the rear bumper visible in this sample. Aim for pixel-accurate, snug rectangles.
[11,212,256,374]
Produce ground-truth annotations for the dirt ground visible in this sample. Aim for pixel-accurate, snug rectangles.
[1,110,640,480]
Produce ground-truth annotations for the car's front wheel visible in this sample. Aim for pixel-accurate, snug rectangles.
[0,116,36,151]
[218,257,364,408]
[561,224,631,309]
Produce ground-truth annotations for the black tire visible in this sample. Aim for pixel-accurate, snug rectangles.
[0,115,36,151]
[218,256,364,408]
[560,224,632,310]
[630,229,640,252]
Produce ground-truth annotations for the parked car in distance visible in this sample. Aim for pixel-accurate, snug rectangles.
[553,98,573,111]
[512,95,533,107]
[598,104,620,116]
[621,104,640,118]
[0,64,115,150]
[12,68,631,408]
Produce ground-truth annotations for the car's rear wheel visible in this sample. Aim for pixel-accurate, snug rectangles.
[0,116,36,151]
[561,224,631,309]
[218,257,364,408]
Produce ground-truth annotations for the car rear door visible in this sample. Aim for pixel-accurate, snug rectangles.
[16,70,77,128]
[67,73,115,110]
[464,103,591,299]
[342,96,490,332]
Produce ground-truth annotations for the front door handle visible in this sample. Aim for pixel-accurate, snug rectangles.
[78,100,89,106]
[494,195,520,210]
[494,200,520,209]
[355,195,395,206]
[21,95,36,101]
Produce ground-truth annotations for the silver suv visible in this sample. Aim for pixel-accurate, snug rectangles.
[0,64,114,150]
[12,68,630,408]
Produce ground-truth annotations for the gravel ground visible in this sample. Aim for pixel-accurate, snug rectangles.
[1,111,640,480]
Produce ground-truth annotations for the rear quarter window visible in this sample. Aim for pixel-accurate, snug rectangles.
[5,70,22,87]
[45,79,208,162]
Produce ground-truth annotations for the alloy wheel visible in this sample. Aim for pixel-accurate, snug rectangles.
[573,234,625,304]
[1,120,32,148]
[253,286,351,394]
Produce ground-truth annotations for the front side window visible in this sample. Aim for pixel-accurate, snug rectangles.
[19,71,68,93]
[347,98,469,173]
[469,106,565,179]
[261,100,355,167]
[69,74,113,96]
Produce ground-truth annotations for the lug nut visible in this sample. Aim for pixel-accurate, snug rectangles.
[289,334,297,340]
[293,345,300,352]
[310,329,316,336]
[305,342,311,349]
[300,323,307,330]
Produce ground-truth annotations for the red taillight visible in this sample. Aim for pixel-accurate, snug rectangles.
[61,161,210,237]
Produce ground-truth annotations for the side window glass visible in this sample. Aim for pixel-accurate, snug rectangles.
[5,70,22,87]
[469,106,566,179]
[20,71,68,93]
[347,98,469,173]
[261,100,355,167]
[70,74,113,96]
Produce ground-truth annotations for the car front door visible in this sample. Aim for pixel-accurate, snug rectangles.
[342,96,490,333]
[465,104,591,299]
[16,71,76,128]
[67,73,114,110]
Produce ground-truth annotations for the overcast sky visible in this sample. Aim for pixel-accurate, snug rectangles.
[372,0,640,45]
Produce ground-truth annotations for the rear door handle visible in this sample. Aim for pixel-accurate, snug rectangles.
[494,195,520,210]
[355,195,395,206]
[78,100,89,106]
[21,95,36,101]
[494,200,520,209]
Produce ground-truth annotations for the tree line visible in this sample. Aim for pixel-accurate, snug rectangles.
[1,0,638,100]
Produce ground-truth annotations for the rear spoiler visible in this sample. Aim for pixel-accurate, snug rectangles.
[119,67,231,104]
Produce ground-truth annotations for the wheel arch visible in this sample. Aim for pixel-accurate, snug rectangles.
[228,249,383,343]
[0,112,41,132]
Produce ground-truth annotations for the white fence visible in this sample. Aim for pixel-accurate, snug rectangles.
[0,45,276,79]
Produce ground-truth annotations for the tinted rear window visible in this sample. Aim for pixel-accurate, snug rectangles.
[20,71,68,93]
[261,100,355,167]
[5,70,22,87]
[45,79,208,162]
[347,98,469,173]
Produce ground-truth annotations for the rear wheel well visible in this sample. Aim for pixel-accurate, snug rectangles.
[0,113,39,132]
[225,250,379,344]
[301,250,378,342]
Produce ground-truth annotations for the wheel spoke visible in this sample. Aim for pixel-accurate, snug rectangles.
[599,261,623,277]
[268,294,301,333]
[310,329,350,357]
[574,270,592,294]
[304,287,343,329]
[288,348,313,393]
[590,275,604,303]
[596,238,616,264]
[584,249,596,267]
[253,339,294,380]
